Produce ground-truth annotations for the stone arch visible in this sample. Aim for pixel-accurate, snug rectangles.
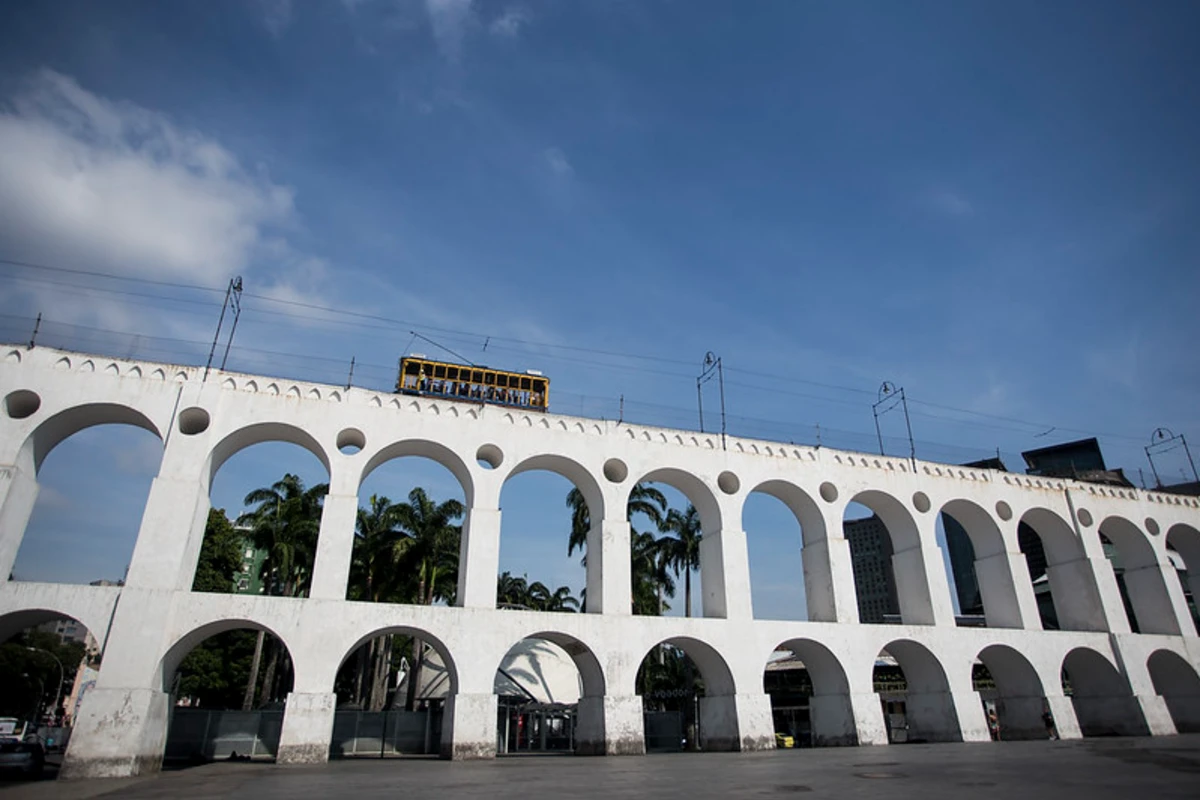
[634,467,721,533]
[769,638,855,746]
[495,631,606,755]
[847,490,935,625]
[508,454,604,524]
[361,439,475,507]
[1166,523,1200,632]
[21,402,162,473]
[939,499,1022,628]
[975,644,1048,740]
[1060,646,1146,737]
[1018,507,1105,631]
[878,639,961,742]
[337,625,458,696]
[158,618,301,694]
[742,480,824,621]
[1098,516,1180,634]
[207,423,332,490]
[0,606,108,650]
[636,635,740,751]
[1146,649,1200,733]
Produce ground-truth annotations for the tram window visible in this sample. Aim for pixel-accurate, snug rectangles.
[473,370,484,382]
[433,365,446,379]
[447,367,459,381]
[484,373,496,385]
[404,361,420,375]
[497,374,508,388]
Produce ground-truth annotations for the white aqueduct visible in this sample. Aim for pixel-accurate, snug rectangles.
[1,345,1199,778]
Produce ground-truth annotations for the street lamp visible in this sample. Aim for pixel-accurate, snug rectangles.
[25,647,65,725]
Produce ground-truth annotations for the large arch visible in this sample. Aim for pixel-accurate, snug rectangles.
[20,402,162,473]
[361,439,475,508]
[847,490,936,625]
[159,619,299,765]
[633,468,721,534]
[1061,646,1146,737]
[636,635,739,751]
[940,499,1021,627]
[877,639,960,742]
[745,481,822,621]
[1165,523,1200,631]
[1019,508,1106,631]
[768,638,855,746]
[975,644,1049,740]
[207,423,332,490]
[1147,649,1200,733]
[1098,516,1178,634]
[494,631,605,755]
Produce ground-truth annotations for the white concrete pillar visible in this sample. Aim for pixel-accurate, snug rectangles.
[276,692,336,764]
[61,687,170,778]
[309,492,358,600]
[1045,557,1123,632]
[440,692,497,759]
[1045,693,1083,739]
[802,528,859,623]
[576,695,644,755]
[457,507,500,609]
[699,528,753,620]
[1134,694,1178,736]
[945,675,990,742]
[890,542,953,626]
[808,693,858,746]
[1070,693,1151,736]
[995,695,1052,740]
[847,691,889,745]
[0,454,37,583]
[587,518,632,615]
[122,431,211,591]
[974,551,1038,629]
[1123,563,1193,635]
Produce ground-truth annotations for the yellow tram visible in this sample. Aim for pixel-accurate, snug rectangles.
[395,356,550,412]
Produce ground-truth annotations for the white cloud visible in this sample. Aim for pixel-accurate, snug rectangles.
[0,70,296,289]
[543,147,573,177]
[425,0,474,62]
[259,0,294,38]
[490,6,529,38]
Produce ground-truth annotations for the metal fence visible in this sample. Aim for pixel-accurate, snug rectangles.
[330,709,437,757]
[643,711,684,752]
[164,709,284,761]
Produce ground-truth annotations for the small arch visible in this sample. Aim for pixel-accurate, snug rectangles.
[369,396,382,407]
[152,368,166,380]
[308,388,321,400]
[1147,649,1200,733]
[208,422,332,489]
[55,356,71,370]
[80,360,95,372]
[245,379,259,392]
[222,378,237,390]
[105,363,119,375]
[267,383,280,395]
[362,439,475,507]
[128,365,143,378]
[5,349,21,363]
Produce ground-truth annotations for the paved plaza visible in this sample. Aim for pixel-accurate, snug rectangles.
[4,736,1200,800]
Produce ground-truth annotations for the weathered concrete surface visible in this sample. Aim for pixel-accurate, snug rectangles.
[15,736,1200,800]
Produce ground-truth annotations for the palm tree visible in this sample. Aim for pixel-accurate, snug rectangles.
[349,494,410,709]
[543,585,580,612]
[236,473,328,710]
[630,530,676,615]
[497,571,531,608]
[566,483,668,557]
[394,487,464,710]
[660,504,702,618]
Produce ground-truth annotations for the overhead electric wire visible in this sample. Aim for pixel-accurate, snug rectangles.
[0,256,1165,446]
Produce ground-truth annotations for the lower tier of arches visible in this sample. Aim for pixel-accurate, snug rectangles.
[0,585,1196,778]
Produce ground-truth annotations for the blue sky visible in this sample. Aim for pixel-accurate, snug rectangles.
[2,1,1198,620]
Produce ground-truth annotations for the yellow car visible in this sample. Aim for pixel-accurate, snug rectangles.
[774,732,795,749]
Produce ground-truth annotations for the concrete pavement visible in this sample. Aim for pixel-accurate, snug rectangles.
[4,736,1200,799]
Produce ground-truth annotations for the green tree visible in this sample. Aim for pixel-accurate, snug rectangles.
[0,629,86,722]
[566,483,668,557]
[394,487,463,711]
[660,504,702,618]
[191,508,243,593]
[631,529,675,616]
